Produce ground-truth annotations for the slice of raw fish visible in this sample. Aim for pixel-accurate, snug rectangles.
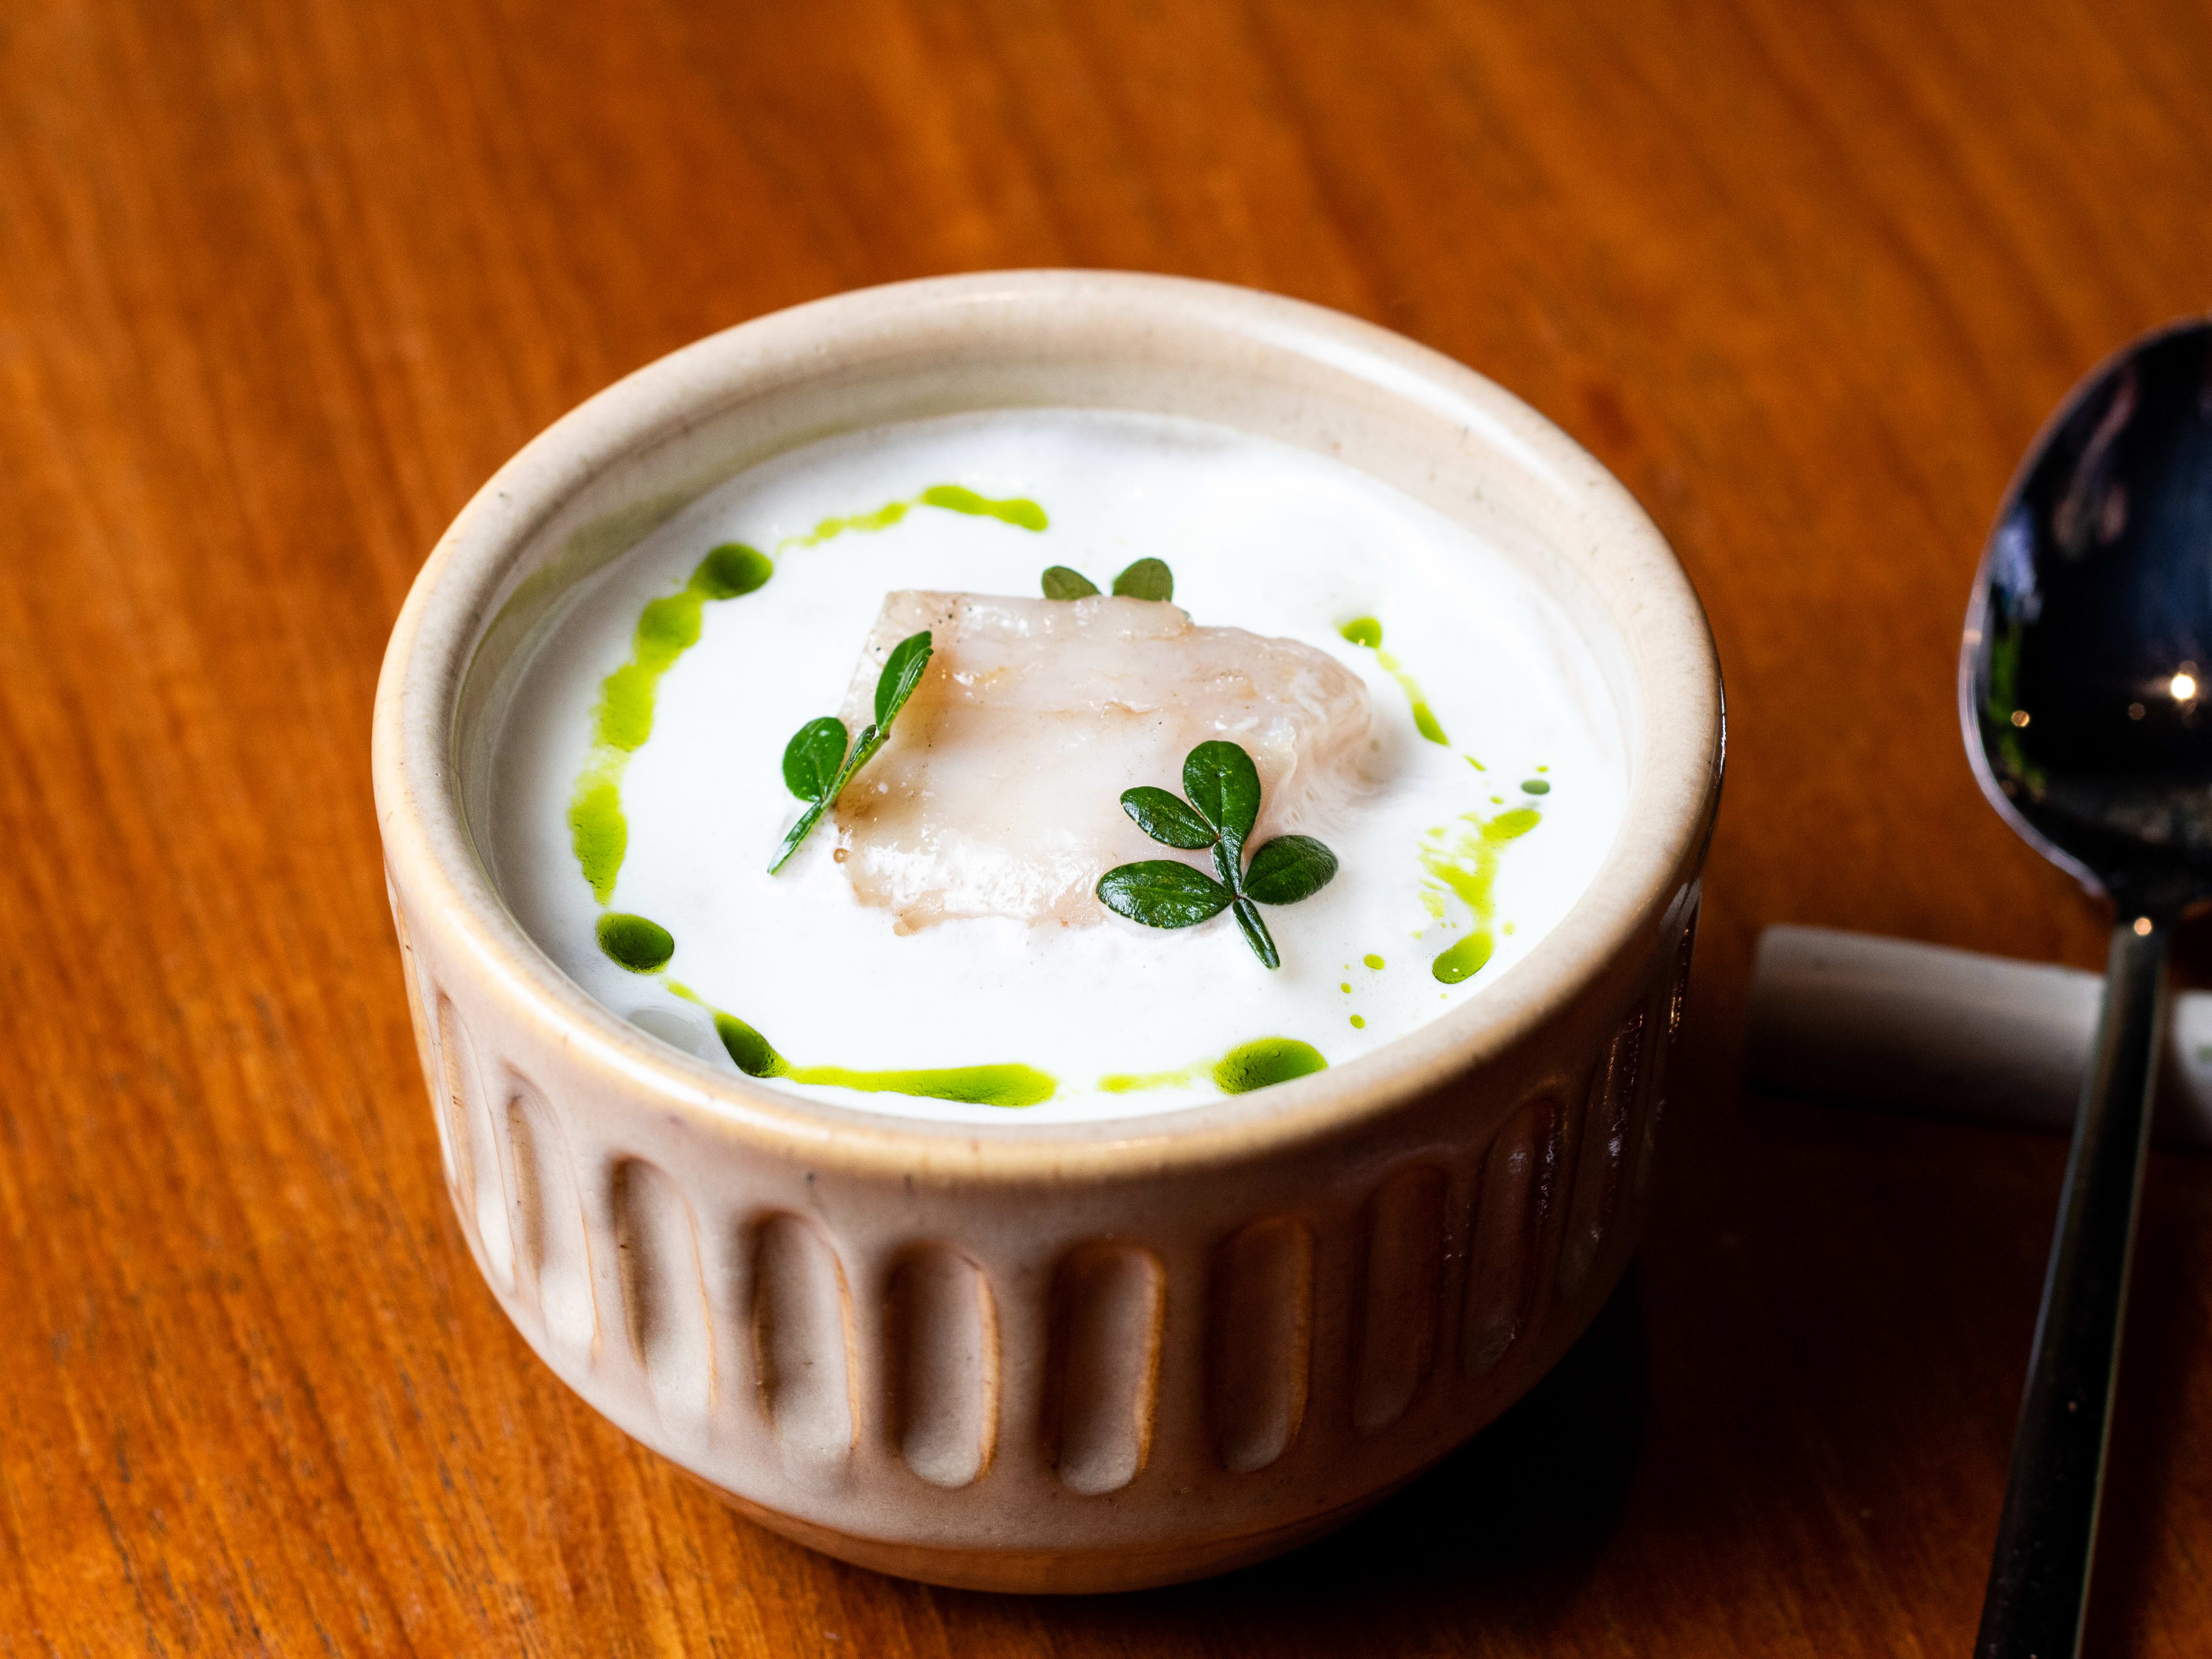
[832,592,1373,931]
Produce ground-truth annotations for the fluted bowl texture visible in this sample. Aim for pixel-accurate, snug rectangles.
[370,271,1723,1593]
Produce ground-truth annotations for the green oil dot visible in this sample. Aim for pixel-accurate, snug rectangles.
[1363,953,1385,970]
[1340,616,1383,648]
[714,1013,787,1079]
[1433,933,1494,984]
[596,912,675,973]
[694,542,773,598]
[1213,1037,1327,1095]
[1521,779,1551,796]
[1350,1014,1366,1029]
[666,980,788,1079]
[1340,982,1352,993]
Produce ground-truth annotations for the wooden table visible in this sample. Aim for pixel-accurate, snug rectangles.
[5,1,2210,1650]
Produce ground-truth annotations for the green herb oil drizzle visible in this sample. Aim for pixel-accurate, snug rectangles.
[783,1062,1056,1107]
[1099,1036,1328,1096]
[565,487,1040,902]
[1340,618,1449,745]
[567,543,773,902]
[786,501,910,547]
[918,484,1049,531]
[566,489,1059,1105]
[661,980,1056,1107]
[1098,1062,1209,1095]
[1418,806,1541,983]
[783,484,1048,550]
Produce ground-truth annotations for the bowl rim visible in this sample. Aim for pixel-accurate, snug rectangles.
[371,270,1721,1183]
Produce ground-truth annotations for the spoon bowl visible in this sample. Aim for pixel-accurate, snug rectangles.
[1965,318,2212,910]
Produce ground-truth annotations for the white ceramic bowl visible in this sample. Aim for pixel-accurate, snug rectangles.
[371,271,1722,1593]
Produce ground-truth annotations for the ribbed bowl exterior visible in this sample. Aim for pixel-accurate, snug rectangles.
[387,864,1701,1591]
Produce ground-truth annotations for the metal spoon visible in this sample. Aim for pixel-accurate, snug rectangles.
[1961,316,2212,1657]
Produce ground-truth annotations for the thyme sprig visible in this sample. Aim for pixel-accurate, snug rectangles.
[767,629,933,873]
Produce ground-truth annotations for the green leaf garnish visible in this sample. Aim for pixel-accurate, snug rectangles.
[1119,786,1217,850]
[782,717,849,803]
[1230,898,1279,970]
[1242,835,1339,905]
[1096,740,1338,969]
[767,629,934,874]
[1095,860,1234,927]
[770,801,835,877]
[1040,559,1174,601]
[1041,565,1101,600]
[1111,557,1173,602]
[1181,740,1260,846]
[874,630,933,726]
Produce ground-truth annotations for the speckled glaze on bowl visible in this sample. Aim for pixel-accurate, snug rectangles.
[370,271,1722,1594]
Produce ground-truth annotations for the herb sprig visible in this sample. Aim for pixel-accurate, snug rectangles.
[767,629,933,873]
[1096,741,1338,968]
[1040,558,1175,602]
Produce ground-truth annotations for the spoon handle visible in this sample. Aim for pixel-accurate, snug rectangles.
[1976,916,2168,1658]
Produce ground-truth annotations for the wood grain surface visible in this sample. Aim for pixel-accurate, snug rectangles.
[3,0,2210,1652]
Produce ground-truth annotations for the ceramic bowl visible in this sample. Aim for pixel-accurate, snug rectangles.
[370,271,1722,1593]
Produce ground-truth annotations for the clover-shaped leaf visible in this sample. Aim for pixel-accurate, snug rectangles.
[1096,741,1337,969]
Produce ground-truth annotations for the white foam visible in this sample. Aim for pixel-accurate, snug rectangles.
[490,411,1625,1121]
